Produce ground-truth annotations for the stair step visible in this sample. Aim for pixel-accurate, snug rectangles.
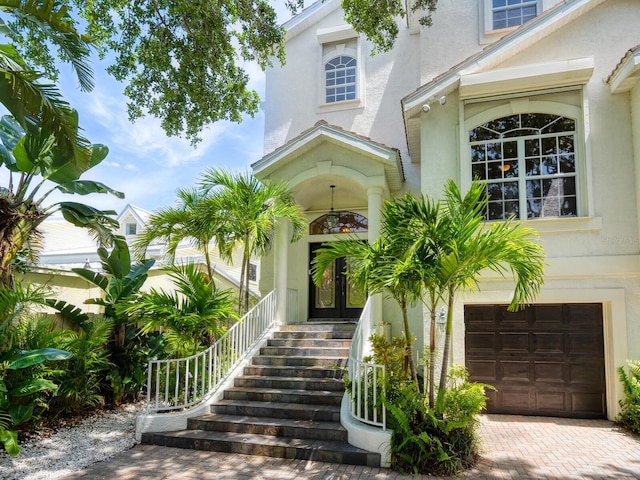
[223,387,343,406]
[260,346,350,357]
[234,375,345,391]
[273,331,354,340]
[242,365,344,379]
[211,400,340,422]
[251,355,349,367]
[268,338,352,348]
[142,430,380,467]
[187,414,348,441]
[279,323,356,333]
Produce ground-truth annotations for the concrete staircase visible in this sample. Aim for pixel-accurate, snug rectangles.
[141,323,381,467]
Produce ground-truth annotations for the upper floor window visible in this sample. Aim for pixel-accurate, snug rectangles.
[469,113,577,221]
[325,55,357,103]
[320,37,360,108]
[491,0,538,30]
[125,223,137,235]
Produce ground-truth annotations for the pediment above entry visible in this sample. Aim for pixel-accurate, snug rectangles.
[251,121,404,207]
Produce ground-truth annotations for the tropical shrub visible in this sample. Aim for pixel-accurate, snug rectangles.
[121,263,237,357]
[0,283,72,455]
[617,360,640,433]
[48,317,114,416]
[370,333,491,476]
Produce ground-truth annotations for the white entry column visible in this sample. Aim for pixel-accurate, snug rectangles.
[275,218,289,325]
[367,186,384,325]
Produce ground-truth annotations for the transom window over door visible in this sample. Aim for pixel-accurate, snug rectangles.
[492,0,538,30]
[469,113,577,221]
[325,55,357,103]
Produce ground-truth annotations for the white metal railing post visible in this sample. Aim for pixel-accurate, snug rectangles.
[347,297,386,430]
[144,290,277,413]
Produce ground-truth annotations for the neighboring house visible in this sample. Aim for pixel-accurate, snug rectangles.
[27,204,259,313]
[254,0,638,421]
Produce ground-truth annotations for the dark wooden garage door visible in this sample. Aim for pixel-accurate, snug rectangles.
[465,304,606,418]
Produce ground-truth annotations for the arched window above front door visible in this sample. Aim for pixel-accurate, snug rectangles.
[309,211,368,235]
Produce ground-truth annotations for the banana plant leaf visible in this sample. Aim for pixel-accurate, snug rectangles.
[6,348,71,370]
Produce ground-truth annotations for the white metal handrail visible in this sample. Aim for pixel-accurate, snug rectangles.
[145,290,277,413]
[348,297,386,430]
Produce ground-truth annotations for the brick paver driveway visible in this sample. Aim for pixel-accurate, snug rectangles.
[65,414,640,480]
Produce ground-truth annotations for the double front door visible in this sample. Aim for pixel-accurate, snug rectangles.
[308,243,365,320]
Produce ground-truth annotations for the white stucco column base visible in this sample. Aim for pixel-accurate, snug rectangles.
[340,394,392,468]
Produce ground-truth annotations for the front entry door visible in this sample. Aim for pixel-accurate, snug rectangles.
[308,243,365,320]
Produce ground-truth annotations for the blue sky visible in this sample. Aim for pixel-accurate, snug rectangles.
[42,1,297,216]
[56,55,268,214]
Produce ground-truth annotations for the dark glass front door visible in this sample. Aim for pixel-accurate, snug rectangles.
[308,243,365,320]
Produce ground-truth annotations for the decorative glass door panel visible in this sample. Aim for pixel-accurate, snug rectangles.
[315,260,336,308]
[309,243,365,320]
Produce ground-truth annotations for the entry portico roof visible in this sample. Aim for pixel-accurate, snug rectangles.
[251,120,404,192]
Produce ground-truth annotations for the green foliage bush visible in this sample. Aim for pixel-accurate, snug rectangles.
[369,333,491,476]
[617,360,640,433]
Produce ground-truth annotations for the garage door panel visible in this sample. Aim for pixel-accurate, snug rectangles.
[467,360,497,381]
[500,361,531,381]
[572,393,606,417]
[500,333,529,351]
[465,303,606,418]
[569,363,605,385]
[535,391,567,412]
[533,333,564,352]
[466,332,495,353]
[501,390,532,410]
[534,362,565,382]
[570,333,604,353]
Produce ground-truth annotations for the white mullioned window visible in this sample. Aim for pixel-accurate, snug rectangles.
[491,0,538,30]
[469,113,577,221]
[321,37,359,106]
[325,55,357,103]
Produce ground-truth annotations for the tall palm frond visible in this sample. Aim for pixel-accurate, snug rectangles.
[199,169,305,313]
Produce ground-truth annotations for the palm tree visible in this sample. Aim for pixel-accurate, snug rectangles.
[199,169,305,314]
[133,187,224,282]
[426,180,546,395]
[311,196,423,386]
[121,263,238,357]
[383,193,449,406]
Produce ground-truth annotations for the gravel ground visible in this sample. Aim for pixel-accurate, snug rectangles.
[0,402,144,480]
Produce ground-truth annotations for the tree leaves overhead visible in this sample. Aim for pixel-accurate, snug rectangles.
[76,0,289,145]
[342,0,439,53]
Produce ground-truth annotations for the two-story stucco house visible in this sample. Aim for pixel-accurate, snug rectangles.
[253,0,640,421]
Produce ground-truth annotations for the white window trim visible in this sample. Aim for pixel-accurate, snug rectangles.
[316,27,364,112]
[479,0,542,44]
[461,96,593,223]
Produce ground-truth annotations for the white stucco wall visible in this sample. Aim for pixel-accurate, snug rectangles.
[412,0,640,419]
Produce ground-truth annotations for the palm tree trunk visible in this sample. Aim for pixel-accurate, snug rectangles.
[400,296,419,388]
[428,302,437,408]
[203,242,213,284]
[438,286,455,393]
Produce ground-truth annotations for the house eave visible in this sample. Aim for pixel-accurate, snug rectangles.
[252,122,404,192]
[403,0,604,117]
[608,45,640,94]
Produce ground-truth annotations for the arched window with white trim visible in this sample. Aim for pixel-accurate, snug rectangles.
[469,113,577,221]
